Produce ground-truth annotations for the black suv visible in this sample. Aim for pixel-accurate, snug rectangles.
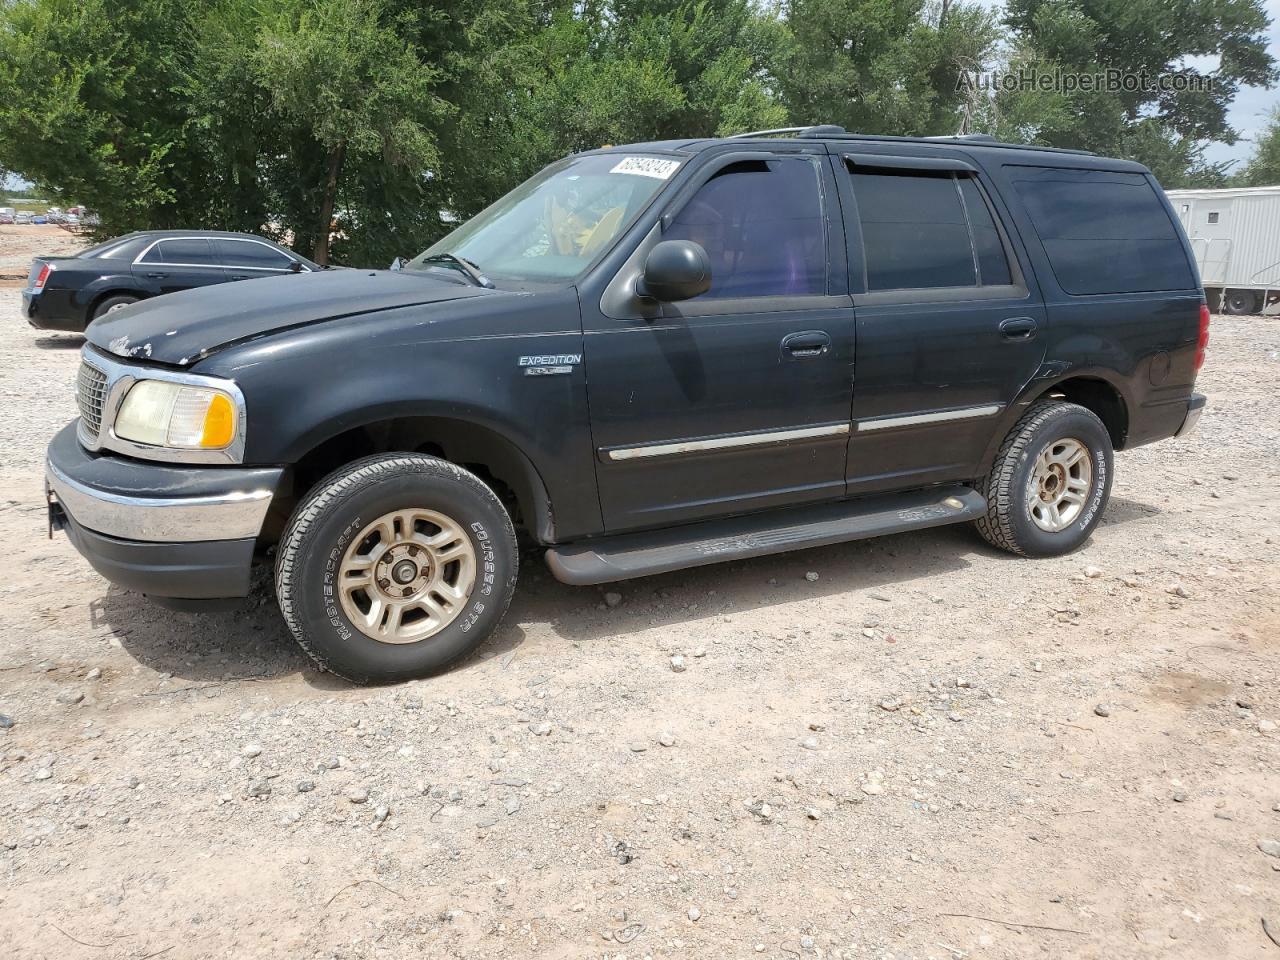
[23,230,318,332]
[45,126,1208,683]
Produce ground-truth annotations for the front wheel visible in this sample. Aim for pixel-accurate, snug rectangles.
[975,401,1113,557]
[276,454,518,683]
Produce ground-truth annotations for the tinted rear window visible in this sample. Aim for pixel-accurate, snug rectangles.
[78,236,148,261]
[853,169,975,289]
[960,178,1011,286]
[1013,170,1194,295]
[150,238,215,265]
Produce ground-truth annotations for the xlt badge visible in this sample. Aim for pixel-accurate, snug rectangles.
[519,354,581,376]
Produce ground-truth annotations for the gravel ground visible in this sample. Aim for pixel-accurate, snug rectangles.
[1,229,1278,959]
[0,225,84,276]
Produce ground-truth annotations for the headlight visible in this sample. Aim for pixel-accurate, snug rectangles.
[114,380,239,449]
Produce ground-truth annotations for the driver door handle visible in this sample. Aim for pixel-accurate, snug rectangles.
[781,330,832,359]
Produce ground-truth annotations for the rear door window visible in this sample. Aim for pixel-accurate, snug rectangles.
[960,178,1012,286]
[1012,170,1194,295]
[149,238,216,266]
[848,168,1014,291]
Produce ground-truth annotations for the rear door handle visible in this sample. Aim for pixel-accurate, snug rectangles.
[228,274,249,281]
[999,317,1037,340]
[145,272,168,279]
[781,330,832,359]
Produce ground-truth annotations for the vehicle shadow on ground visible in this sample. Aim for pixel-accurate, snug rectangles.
[515,498,1164,644]
[517,523,984,644]
[97,496,1162,684]
[98,575,531,690]
[32,335,85,350]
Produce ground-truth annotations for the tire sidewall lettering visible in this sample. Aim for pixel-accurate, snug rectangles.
[321,514,362,641]
[1077,448,1108,530]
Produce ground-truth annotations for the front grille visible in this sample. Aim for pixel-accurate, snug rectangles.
[76,360,109,439]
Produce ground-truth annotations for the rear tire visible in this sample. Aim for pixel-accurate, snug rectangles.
[91,294,139,320]
[275,454,518,684]
[975,401,1113,557]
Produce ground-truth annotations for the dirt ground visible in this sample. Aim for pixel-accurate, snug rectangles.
[1,227,1277,960]
[0,224,84,280]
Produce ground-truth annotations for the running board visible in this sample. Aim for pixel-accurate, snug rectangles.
[545,486,986,585]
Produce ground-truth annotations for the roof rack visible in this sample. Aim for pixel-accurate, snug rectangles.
[728,124,849,139]
[727,124,1094,156]
[726,126,810,138]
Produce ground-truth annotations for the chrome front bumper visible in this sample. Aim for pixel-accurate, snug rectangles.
[46,459,274,542]
[44,419,282,544]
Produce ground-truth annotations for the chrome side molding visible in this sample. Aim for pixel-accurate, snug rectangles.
[606,422,850,461]
[856,404,1002,432]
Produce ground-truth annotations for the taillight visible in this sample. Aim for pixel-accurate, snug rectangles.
[1195,303,1210,371]
[32,263,51,290]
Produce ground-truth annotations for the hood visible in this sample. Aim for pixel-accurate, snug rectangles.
[86,268,500,366]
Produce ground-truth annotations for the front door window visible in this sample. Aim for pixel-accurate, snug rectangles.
[664,159,828,299]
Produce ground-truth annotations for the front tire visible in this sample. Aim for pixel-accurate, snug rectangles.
[276,454,518,683]
[975,401,1113,557]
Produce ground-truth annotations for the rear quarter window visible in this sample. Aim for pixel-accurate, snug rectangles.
[79,237,148,261]
[1012,169,1194,295]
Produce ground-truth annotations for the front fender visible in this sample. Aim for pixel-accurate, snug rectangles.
[193,291,602,539]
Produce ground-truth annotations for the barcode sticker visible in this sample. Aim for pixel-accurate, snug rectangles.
[610,156,681,180]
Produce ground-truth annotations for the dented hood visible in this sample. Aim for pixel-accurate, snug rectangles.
[85,268,500,366]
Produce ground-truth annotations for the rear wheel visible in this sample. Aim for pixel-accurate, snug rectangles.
[91,294,139,320]
[276,454,518,683]
[975,401,1113,557]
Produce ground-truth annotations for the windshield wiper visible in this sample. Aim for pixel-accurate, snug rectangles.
[420,253,494,288]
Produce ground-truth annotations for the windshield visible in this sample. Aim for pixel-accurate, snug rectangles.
[410,153,681,283]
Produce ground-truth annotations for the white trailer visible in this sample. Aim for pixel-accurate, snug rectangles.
[1165,185,1280,315]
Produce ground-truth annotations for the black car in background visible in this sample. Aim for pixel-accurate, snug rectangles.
[23,230,319,332]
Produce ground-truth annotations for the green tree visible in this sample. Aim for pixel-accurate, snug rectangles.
[775,0,1001,136]
[1236,107,1280,185]
[0,0,206,231]
[435,0,786,228]
[1000,0,1277,171]
[249,0,449,263]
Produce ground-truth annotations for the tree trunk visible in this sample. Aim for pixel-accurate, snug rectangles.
[313,142,345,265]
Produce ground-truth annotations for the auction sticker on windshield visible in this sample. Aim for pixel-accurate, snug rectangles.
[610,157,681,180]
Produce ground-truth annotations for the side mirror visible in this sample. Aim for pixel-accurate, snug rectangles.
[636,240,711,303]
[389,256,408,271]
[288,260,304,273]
